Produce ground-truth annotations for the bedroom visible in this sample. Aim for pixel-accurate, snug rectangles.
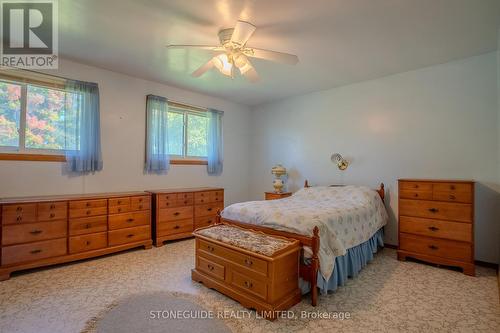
[0,0,499,332]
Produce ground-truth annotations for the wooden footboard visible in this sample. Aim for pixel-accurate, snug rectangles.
[217,213,320,306]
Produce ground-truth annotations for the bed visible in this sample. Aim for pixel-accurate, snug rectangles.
[217,180,388,306]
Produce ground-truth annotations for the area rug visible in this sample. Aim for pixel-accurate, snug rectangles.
[81,291,232,333]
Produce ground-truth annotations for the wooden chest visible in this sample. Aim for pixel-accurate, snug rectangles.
[192,224,301,320]
[148,188,224,246]
[0,192,152,280]
[397,179,475,275]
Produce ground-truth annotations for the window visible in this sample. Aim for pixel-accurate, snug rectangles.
[167,105,208,159]
[0,79,77,156]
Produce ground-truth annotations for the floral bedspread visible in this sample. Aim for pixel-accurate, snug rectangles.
[221,186,388,280]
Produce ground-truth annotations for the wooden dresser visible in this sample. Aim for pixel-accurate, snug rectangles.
[0,192,152,280]
[192,224,301,319]
[148,188,224,246]
[397,179,474,275]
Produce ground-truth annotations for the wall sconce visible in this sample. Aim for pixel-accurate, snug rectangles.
[331,153,349,170]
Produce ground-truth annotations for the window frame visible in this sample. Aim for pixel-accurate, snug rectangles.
[0,77,72,161]
[167,105,208,164]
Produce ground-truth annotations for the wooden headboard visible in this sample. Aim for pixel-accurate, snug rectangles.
[303,179,385,202]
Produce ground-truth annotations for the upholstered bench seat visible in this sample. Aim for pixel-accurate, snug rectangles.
[194,224,295,257]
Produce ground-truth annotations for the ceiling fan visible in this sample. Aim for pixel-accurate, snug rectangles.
[167,20,299,83]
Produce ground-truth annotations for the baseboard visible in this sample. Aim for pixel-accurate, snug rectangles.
[384,243,498,269]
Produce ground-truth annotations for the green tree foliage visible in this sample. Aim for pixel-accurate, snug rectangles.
[0,81,21,147]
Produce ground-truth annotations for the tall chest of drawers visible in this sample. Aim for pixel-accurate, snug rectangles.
[397,179,474,275]
[148,188,224,246]
[0,192,152,280]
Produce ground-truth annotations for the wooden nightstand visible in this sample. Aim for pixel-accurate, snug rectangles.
[265,192,292,200]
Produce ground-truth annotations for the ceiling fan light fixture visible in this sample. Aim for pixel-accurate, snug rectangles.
[213,53,233,76]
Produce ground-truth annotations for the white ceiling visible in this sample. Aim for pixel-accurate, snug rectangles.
[59,0,500,106]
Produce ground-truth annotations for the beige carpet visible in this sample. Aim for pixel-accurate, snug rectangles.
[0,239,498,333]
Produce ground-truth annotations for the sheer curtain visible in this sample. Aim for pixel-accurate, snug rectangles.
[144,95,169,173]
[207,109,223,175]
[64,80,103,173]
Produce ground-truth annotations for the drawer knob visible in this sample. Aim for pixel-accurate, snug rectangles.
[207,220,212,224]
[86,202,91,207]
[174,225,180,229]
[244,258,253,267]
[207,264,214,271]
[244,281,253,288]
[16,216,22,222]
[16,206,22,212]
[139,205,143,209]
[50,213,55,218]
[184,201,188,204]
[207,208,213,212]
[428,208,439,213]
[449,195,456,200]
[428,226,439,231]
[414,185,419,189]
[86,241,91,246]
[30,229,42,235]
[207,245,214,252]
[86,210,91,215]
[138,198,143,202]
[428,245,439,250]
[118,208,122,212]
[174,212,180,216]
[30,249,42,254]
[50,204,55,209]
[127,218,134,223]
[118,200,122,204]
[414,193,419,197]
[450,185,456,190]
[126,234,134,238]
[85,223,91,229]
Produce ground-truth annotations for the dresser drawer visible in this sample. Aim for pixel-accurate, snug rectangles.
[130,196,150,211]
[2,220,67,246]
[2,203,37,224]
[1,238,67,265]
[37,202,67,221]
[69,232,107,254]
[194,192,212,205]
[211,191,224,203]
[399,199,472,223]
[108,225,150,246]
[108,204,130,214]
[157,194,178,208]
[108,211,149,230]
[399,181,432,191]
[159,206,193,221]
[176,196,194,207]
[108,197,130,207]
[400,233,471,262]
[69,206,108,218]
[230,270,267,300]
[69,199,107,210]
[194,216,217,230]
[194,203,223,217]
[197,255,225,280]
[158,218,193,236]
[69,216,108,236]
[400,216,472,242]
[399,190,432,200]
[198,239,268,276]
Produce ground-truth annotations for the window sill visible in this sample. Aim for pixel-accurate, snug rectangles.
[170,159,207,165]
[0,153,66,162]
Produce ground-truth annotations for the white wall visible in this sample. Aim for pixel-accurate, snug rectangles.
[250,52,500,263]
[0,59,252,206]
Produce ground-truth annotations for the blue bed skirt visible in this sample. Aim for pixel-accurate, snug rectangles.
[300,228,385,295]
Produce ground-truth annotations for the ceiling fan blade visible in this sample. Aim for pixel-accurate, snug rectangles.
[244,48,299,65]
[243,66,259,83]
[167,45,223,51]
[230,21,256,46]
[191,58,215,77]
